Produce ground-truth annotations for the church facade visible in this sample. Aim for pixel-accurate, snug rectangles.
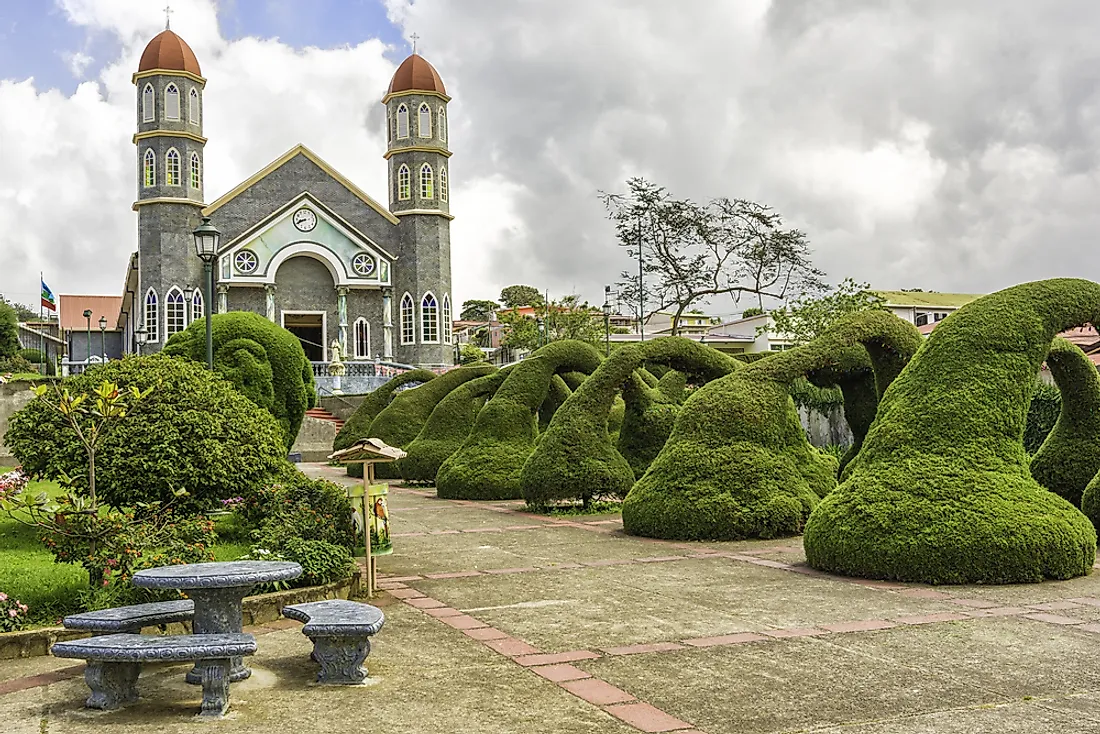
[117,29,454,369]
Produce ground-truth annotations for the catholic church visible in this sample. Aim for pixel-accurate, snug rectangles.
[116,27,454,369]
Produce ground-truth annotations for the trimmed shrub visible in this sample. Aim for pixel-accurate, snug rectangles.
[164,312,314,448]
[623,311,921,541]
[1029,338,1100,506]
[366,364,497,478]
[6,355,286,512]
[333,369,437,477]
[437,340,603,500]
[397,368,511,482]
[805,345,879,475]
[243,469,357,550]
[521,338,740,507]
[805,279,1099,584]
[18,348,45,364]
[1026,382,1061,453]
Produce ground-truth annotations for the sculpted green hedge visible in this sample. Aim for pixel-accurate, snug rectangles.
[437,340,603,500]
[806,345,879,475]
[623,311,921,541]
[1029,338,1100,506]
[805,279,1099,584]
[7,355,287,512]
[164,311,314,448]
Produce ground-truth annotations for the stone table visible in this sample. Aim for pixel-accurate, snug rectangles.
[132,560,302,683]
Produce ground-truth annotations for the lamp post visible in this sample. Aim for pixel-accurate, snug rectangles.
[603,286,612,357]
[83,308,92,367]
[192,216,222,370]
[98,316,107,362]
[183,286,195,325]
[135,325,147,356]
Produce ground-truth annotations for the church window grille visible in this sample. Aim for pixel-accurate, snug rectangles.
[440,165,448,202]
[420,164,434,199]
[143,149,156,188]
[144,289,158,343]
[439,106,447,142]
[421,292,439,343]
[165,149,181,186]
[418,103,431,138]
[165,288,186,337]
[442,294,452,344]
[396,104,409,139]
[354,318,370,358]
[142,84,155,122]
[188,88,199,124]
[165,84,181,121]
[190,153,201,189]
[235,251,259,274]
[397,165,411,200]
[191,290,204,322]
[400,293,415,345]
[352,253,375,277]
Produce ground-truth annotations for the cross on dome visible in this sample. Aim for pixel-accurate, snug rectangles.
[410,32,419,54]
[164,4,173,30]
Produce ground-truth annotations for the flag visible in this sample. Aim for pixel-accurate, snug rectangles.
[41,279,56,312]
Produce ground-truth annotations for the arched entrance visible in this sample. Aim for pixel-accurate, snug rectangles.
[274,254,337,361]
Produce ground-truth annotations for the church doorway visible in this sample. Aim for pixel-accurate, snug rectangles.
[282,311,326,361]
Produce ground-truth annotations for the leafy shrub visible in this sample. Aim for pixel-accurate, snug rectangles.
[243,470,356,550]
[164,311,315,448]
[0,302,17,358]
[281,538,355,586]
[805,279,1098,584]
[6,355,287,512]
[438,340,603,500]
[18,348,45,364]
[0,592,29,632]
[0,354,34,374]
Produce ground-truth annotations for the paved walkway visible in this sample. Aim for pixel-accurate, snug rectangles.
[4,462,1100,732]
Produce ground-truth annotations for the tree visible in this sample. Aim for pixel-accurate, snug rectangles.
[600,178,825,336]
[767,279,887,346]
[460,299,499,321]
[742,307,764,317]
[457,342,487,364]
[500,285,543,309]
[499,295,603,351]
[0,296,39,322]
[0,302,18,358]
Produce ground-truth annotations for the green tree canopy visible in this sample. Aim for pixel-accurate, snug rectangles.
[0,302,19,358]
[767,278,886,346]
[500,285,543,309]
[460,299,499,321]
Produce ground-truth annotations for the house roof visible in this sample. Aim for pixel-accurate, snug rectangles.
[58,295,122,332]
[874,291,981,309]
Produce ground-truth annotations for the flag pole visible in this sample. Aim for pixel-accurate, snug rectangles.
[39,271,44,367]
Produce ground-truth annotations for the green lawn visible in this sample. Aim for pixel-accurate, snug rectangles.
[0,469,252,627]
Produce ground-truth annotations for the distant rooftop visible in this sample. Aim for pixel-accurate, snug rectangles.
[873,291,982,309]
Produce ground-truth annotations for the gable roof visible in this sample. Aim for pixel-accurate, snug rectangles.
[202,144,399,225]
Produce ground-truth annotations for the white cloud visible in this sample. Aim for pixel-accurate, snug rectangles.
[63,51,95,78]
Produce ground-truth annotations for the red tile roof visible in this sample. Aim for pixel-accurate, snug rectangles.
[59,295,122,332]
[138,29,202,76]
[387,54,446,96]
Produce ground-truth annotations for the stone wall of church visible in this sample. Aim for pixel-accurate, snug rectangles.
[138,201,205,352]
[393,214,452,368]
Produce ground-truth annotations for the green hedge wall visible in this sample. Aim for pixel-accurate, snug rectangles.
[804,279,1098,584]
[164,311,314,448]
[437,340,603,500]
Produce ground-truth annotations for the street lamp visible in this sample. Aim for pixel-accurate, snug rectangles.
[135,324,147,356]
[98,316,107,362]
[603,287,612,357]
[192,216,222,370]
[183,286,195,324]
[83,308,92,367]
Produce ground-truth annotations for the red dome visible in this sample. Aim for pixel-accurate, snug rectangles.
[138,29,202,76]
[387,54,446,96]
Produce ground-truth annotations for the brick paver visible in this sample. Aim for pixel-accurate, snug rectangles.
[514,650,601,667]
[530,664,593,682]
[560,678,637,705]
[821,619,897,633]
[602,642,685,656]
[682,632,768,647]
[604,702,695,732]
[483,637,541,656]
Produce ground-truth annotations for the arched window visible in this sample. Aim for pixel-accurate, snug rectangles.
[397,164,411,200]
[418,103,431,138]
[440,165,448,203]
[191,289,204,323]
[165,83,180,121]
[439,106,447,142]
[142,84,155,122]
[188,88,199,124]
[442,294,452,344]
[400,293,415,345]
[165,287,186,337]
[165,149,181,186]
[354,318,370,358]
[396,104,409,139]
[190,152,201,189]
[421,291,439,343]
[143,149,156,188]
[144,289,158,343]
[419,163,433,199]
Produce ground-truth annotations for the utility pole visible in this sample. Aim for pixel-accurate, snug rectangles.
[636,217,645,342]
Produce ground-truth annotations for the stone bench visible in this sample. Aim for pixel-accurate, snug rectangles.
[62,599,195,635]
[282,600,385,684]
[51,633,256,718]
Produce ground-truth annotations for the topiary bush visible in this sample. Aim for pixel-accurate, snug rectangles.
[397,368,511,483]
[1028,338,1100,506]
[623,311,921,541]
[805,279,1099,584]
[437,340,603,500]
[334,369,437,477]
[617,368,692,479]
[164,311,314,449]
[6,355,287,512]
[1025,382,1061,454]
[805,345,879,476]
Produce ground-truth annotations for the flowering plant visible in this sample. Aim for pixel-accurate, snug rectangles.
[0,592,29,633]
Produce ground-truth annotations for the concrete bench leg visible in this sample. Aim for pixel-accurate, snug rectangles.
[84,661,141,710]
[199,659,231,718]
[311,636,371,685]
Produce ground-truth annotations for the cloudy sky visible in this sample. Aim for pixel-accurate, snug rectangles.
[2,0,1100,319]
